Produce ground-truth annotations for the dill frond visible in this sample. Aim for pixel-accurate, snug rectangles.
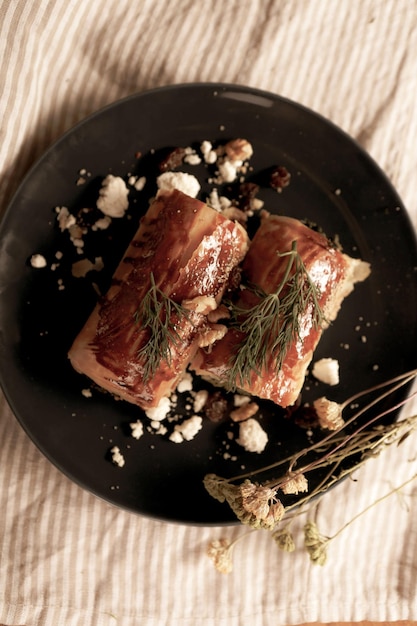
[134,272,191,382]
[226,240,326,389]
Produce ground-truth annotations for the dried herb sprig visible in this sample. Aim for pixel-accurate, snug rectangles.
[225,240,326,390]
[206,369,417,572]
[207,468,417,573]
[204,368,417,527]
[134,272,192,382]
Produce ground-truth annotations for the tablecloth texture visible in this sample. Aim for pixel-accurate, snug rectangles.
[1,1,417,624]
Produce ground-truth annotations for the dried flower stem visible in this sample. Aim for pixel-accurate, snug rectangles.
[328,470,417,544]
[204,369,417,525]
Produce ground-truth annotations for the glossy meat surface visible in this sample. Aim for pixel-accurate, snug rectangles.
[191,214,370,407]
[68,189,250,409]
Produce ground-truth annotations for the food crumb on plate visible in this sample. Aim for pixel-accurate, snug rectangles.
[130,420,144,440]
[97,174,129,218]
[30,253,47,268]
[311,358,340,386]
[236,418,268,453]
[169,415,203,443]
[110,446,125,467]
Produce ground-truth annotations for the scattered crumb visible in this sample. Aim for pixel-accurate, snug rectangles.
[81,388,92,398]
[312,358,340,386]
[130,420,144,440]
[97,175,129,218]
[144,396,172,422]
[30,254,47,268]
[156,171,201,198]
[236,418,268,453]
[110,446,125,467]
[233,394,251,407]
[192,389,209,413]
[176,372,193,393]
[169,415,203,443]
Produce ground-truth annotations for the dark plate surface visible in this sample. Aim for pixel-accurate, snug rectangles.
[1,83,416,525]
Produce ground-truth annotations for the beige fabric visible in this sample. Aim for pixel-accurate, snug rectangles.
[1,1,417,624]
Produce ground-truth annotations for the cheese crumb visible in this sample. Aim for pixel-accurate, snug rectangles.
[176,372,193,393]
[144,396,171,421]
[192,389,209,413]
[30,254,47,268]
[169,415,203,443]
[236,418,268,453]
[130,420,144,440]
[97,175,129,218]
[110,446,125,467]
[156,171,201,198]
[312,358,340,386]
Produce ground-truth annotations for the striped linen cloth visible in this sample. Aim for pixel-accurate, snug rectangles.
[1,1,417,624]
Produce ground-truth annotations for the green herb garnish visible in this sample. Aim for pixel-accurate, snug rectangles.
[134,273,191,382]
[226,241,326,389]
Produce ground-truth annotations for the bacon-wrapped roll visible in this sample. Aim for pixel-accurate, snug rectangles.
[68,189,250,409]
[191,214,371,407]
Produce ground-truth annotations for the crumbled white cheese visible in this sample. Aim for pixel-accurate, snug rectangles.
[236,418,268,453]
[176,372,193,393]
[207,188,233,213]
[150,420,168,436]
[81,388,92,398]
[56,206,76,231]
[192,389,209,413]
[128,175,146,191]
[110,446,125,467]
[183,148,201,165]
[97,175,129,218]
[30,254,47,268]
[169,415,203,443]
[216,160,238,183]
[312,358,340,386]
[130,420,144,440]
[156,171,201,198]
[200,140,217,164]
[144,396,171,421]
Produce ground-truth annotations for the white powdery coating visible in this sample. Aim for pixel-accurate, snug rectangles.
[156,171,201,198]
[312,358,340,386]
[236,418,268,453]
[97,175,129,218]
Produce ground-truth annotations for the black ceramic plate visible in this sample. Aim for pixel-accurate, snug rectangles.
[1,83,417,525]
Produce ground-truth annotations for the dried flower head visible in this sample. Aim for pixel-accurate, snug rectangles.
[281,472,309,495]
[313,397,345,430]
[304,520,328,566]
[272,527,296,552]
[240,481,276,519]
[239,480,285,528]
[207,539,234,574]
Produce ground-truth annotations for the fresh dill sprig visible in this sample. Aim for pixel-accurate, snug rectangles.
[134,272,191,382]
[226,241,326,389]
